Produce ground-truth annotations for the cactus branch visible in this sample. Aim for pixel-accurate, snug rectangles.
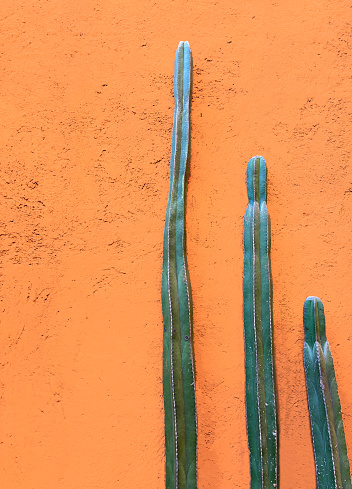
[161,41,197,489]
[303,297,351,489]
[243,156,278,489]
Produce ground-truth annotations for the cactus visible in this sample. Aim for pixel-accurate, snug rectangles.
[243,156,278,489]
[303,296,351,489]
[161,41,197,489]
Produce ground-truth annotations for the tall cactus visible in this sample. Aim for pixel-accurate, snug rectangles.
[161,42,197,489]
[303,296,351,489]
[243,156,278,489]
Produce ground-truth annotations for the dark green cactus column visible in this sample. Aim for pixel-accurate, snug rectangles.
[303,296,351,489]
[161,41,197,489]
[243,156,278,489]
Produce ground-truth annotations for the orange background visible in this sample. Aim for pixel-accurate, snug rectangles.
[1,1,352,488]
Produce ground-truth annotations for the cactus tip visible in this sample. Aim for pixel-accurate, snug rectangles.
[303,296,326,349]
[246,155,267,204]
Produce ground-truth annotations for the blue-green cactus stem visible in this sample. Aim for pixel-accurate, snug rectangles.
[161,41,197,489]
[243,156,278,489]
[303,297,351,489]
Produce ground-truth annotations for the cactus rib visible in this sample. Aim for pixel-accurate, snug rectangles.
[303,297,351,489]
[161,41,197,489]
[243,156,278,489]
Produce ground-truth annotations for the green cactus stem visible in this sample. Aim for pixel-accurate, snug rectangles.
[161,41,197,489]
[243,156,278,489]
[303,296,351,489]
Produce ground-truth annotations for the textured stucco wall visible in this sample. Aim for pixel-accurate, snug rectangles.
[1,1,352,487]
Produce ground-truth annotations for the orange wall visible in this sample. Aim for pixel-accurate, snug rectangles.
[1,1,352,487]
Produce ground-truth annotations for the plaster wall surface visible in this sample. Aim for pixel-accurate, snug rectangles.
[0,1,352,488]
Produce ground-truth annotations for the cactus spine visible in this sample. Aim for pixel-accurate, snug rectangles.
[303,297,351,489]
[161,42,197,489]
[243,156,278,489]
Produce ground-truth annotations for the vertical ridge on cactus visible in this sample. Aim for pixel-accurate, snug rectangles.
[243,156,278,489]
[303,297,351,489]
[161,41,197,489]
